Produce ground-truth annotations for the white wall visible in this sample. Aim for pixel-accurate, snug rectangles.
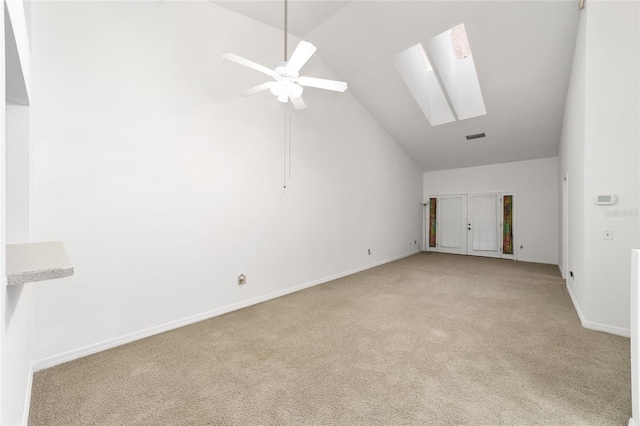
[631,250,640,426]
[1,6,6,421]
[560,0,639,336]
[559,4,587,307]
[583,0,639,333]
[4,0,30,105]
[2,106,34,425]
[6,105,30,244]
[2,2,34,424]
[28,1,423,367]
[3,106,32,426]
[423,157,559,265]
[1,282,33,426]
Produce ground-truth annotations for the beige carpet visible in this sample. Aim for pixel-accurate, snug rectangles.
[29,253,630,425]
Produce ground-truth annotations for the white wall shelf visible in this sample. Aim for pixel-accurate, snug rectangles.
[6,242,74,285]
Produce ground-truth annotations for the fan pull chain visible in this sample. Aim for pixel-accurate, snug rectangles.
[289,113,292,180]
[284,108,291,188]
[283,0,290,189]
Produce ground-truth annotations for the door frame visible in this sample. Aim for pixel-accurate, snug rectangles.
[425,191,517,260]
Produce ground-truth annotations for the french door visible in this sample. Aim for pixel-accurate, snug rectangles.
[427,192,515,259]
[437,195,467,255]
[467,194,501,258]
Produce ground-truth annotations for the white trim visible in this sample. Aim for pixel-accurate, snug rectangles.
[561,172,569,279]
[629,419,637,426]
[32,249,419,372]
[518,256,561,265]
[630,250,639,426]
[566,282,630,338]
[21,363,34,426]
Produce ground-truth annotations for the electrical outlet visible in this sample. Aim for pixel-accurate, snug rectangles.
[238,274,246,285]
[368,249,371,255]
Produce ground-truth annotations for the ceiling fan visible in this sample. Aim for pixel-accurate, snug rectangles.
[222,1,347,110]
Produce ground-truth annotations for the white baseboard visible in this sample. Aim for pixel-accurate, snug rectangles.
[33,250,419,372]
[566,282,630,338]
[517,256,559,266]
[629,418,637,426]
[558,262,566,279]
[22,363,34,426]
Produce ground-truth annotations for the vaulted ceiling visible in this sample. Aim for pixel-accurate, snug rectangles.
[213,1,580,172]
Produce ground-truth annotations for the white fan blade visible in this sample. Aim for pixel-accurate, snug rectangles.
[240,82,274,97]
[222,52,276,77]
[290,95,306,110]
[285,41,317,74]
[297,76,347,92]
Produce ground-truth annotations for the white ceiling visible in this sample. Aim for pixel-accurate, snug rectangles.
[213,1,580,172]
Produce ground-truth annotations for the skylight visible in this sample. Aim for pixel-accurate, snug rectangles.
[393,23,487,127]
[417,44,433,71]
[393,43,455,126]
[449,24,471,60]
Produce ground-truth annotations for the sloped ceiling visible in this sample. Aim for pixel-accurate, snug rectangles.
[213,1,580,172]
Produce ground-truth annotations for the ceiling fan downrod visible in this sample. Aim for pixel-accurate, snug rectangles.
[284,0,288,62]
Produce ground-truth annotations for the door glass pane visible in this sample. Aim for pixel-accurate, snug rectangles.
[429,198,437,247]
[503,195,513,254]
[471,195,498,251]
[440,197,463,249]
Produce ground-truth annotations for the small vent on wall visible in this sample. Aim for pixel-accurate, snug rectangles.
[466,132,486,140]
